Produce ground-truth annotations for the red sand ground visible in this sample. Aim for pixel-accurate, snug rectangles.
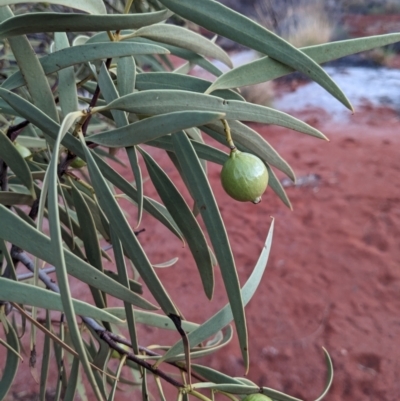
[3,105,400,401]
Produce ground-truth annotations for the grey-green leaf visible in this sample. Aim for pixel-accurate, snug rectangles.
[0,9,173,39]
[101,90,327,139]
[89,111,225,147]
[139,148,214,299]
[172,131,248,369]
[208,33,400,92]
[0,278,124,324]
[157,0,352,110]
[0,132,35,197]
[132,24,232,68]
[2,42,170,91]
[80,138,178,316]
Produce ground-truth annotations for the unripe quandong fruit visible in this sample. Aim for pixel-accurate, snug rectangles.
[220,149,268,204]
[242,394,272,401]
[69,157,87,169]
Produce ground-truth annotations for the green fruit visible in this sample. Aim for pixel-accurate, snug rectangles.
[70,157,87,168]
[14,141,32,160]
[242,395,272,401]
[221,149,268,204]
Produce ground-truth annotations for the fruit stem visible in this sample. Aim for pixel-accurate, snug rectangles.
[222,119,236,151]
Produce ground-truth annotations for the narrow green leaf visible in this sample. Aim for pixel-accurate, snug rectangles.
[202,121,295,181]
[0,279,125,324]
[0,9,173,39]
[146,135,228,165]
[107,355,126,401]
[126,146,144,228]
[0,191,34,206]
[172,131,248,369]
[39,311,52,401]
[157,0,352,110]
[0,132,35,198]
[2,42,170,91]
[161,219,274,363]
[140,148,214,299]
[191,364,244,386]
[105,309,199,332]
[192,383,257,393]
[131,24,232,68]
[117,56,136,97]
[0,0,106,14]
[100,90,327,140]
[104,270,142,294]
[70,181,106,310]
[79,135,179,316]
[0,317,20,400]
[0,7,58,122]
[314,348,334,401]
[54,33,78,117]
[135,72,245,101]
[208,33,400,92]
[0,88,183,240]
[89,110,225,147]
[266,165,292,210]
[64,357,80,401]
[109,228,139,354]
[0,205,157,310]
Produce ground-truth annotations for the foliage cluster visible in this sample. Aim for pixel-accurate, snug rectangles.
[0,1,399,400]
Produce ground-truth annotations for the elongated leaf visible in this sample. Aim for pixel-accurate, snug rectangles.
[172,131,248,369]
[0,317,20,400]
[146,136,228,165]
[314,348,334,401]
[0,88,183,240]
[0,191,34,206]
[126,146,144,228]
[63,357,80,401]
[0,205,157,310]
[79,135,178,316]
[208,32,400,92]
[136,72,244,101]
[0,133,34,196]
[0,0,106,14]
[266,165,292,210]
[110,228,139,354]
[0,278,124,324]
[192,383,257,393]
[157,0,352,110]
[2,42,170,91]
[161,219,274,363]
[70,181,106,310]
[131,24,232,68]
[55,33,78,117]
[202,121,295,181]
[0,9,173,39]
[100,90,327,139]
[39,311,51,401]
[0,7,58,122]
[89,111,225,147]
[140,148,214,299]
[117,56,136,97]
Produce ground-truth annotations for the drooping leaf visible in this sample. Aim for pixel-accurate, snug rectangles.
[100,90,327,139]
[0,0,106,14]
[79,135,179,316]
[89,111,225,147]
[0,9,173,39]
[2,42,170,91]
[314,348,334,401]
[172,131,248,369]
[54,33,78,117]
[131,24,232,68]
[139,147,214,299]
[0,317,20,400]
[160,219,274,363]
[0,7,58,122]
[157,0,352,110]
[0,191,34,206]
[117,56,136,97]
[0,132,35,198]
[0,278,125,324]
[207,32,400,92]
